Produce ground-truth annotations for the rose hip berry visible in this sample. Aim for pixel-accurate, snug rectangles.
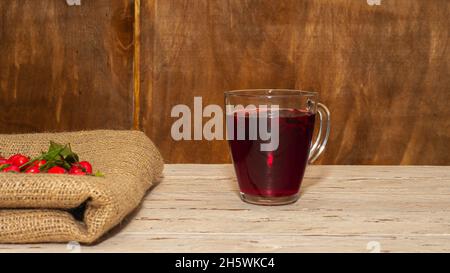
[78,161,93,174]
[2,165,21,173]
[8,154,30,169]
[25,166,40,174]
[69,166,86,175]
[47,166,67,174]
[31,159,47,169]
[0,158,12,166]
[1,142,102,176]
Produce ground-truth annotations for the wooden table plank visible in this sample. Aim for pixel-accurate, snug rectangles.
[1,164,450,253]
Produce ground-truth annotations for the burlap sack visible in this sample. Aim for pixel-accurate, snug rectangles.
[0,130,163,244]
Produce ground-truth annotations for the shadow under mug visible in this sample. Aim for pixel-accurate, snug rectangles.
[225,89,330,205]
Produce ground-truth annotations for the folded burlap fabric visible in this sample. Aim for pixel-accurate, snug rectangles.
[0,130,163,244]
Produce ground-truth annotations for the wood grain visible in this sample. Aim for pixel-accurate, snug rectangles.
[140,0,450,164]
[0,0,448,165]
[0,0,135,133]
[2,164,450,252]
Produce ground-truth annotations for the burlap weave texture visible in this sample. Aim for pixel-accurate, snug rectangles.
[0,130,163,244]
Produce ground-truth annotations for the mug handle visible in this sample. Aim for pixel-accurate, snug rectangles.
[308,103,331,163]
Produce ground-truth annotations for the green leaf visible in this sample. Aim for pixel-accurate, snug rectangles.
[41,161,56,172]
[59,144,73,157]
[42,147,64,161]
[50,142,79,164]
[62,161,72,170]
[94,171,105,178]
[49,141,65,153]
[0,164,11,171]
[64,153,79,164]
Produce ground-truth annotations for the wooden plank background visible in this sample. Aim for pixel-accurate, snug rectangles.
[1,0,449,165]
[140,0,450,165]
[0,0,135,133]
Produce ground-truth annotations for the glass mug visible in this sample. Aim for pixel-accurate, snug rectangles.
[225,89,330,205]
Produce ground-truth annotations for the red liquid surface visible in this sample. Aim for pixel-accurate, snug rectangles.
[228,109,316,197]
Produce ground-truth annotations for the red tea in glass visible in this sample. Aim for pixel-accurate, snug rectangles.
[225,90,330,205]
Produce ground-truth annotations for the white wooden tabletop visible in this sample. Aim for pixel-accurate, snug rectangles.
[2,164,450,253]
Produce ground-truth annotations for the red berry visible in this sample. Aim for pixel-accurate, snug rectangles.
[25,166,40,174]
[69,166,86,175]
[31,159,47,169]
[0,159,13,171]
[47,166,67,174]
[8,154,30,169]
[0,158,12,166]
[78,161,93,174]
[2,165,20,173]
